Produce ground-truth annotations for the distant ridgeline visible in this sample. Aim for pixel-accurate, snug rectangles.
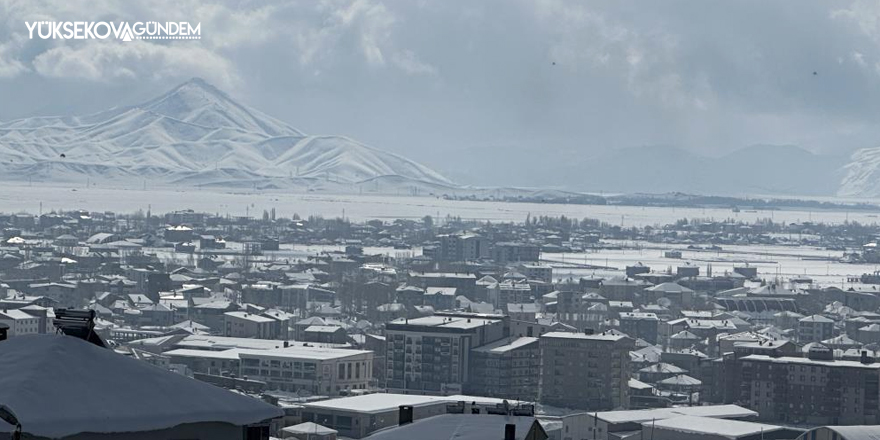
[444,191,880,212]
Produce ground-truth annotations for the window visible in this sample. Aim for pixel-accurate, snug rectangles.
[338,363,345,379]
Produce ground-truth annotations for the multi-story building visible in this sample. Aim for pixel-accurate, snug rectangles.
[467,336,540,401]
[0,309,40,336]
[491,242,540,264]
[618,312,660,344]
[239,346,374,395]
[798,314,834,343]
[438,233,489,261]
[224,311,275,339]
[518,264,553,283]
[408,272,477,299]
[740,348,880,425]
[423,287,456,311]
[540,331,633,411]
[384,312,507,395]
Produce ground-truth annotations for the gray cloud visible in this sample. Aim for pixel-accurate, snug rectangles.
[3,0,880,187]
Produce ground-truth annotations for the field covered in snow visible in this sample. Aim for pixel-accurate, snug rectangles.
[3,182,880,228]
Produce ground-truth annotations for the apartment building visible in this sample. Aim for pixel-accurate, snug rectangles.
[224,311,275,339]
[438,233,489,261]
[491,242,540,264]
[540,331,634,411]
[518,263,553,283]
[239,346,374,395]
[740,348,880,425]
[408,272,477,299]
[466,336,540,401]
[618,312,660,344]
[798,314,834,343]
[0,308,40,336]
[384,312,507,395]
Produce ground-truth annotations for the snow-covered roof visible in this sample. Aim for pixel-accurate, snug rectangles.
[593,404,756,424]
[824,425,880,440]
[303,393,447,414]
[305,325,344,333]
[365,414,543,440]
[645,282,694,293]
[658,374,702,386]
[0,335,282,438]
[644,415,784,438]
[628,378,653,390]
[225,311,274,323]
[742,354,880,370]
[800,314,834,323]
[282,422,337,435]
[471,337,539,354]
[639,363,687,374]
[541,331,628,342]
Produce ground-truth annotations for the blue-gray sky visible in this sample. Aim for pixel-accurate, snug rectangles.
[2,0,880,185]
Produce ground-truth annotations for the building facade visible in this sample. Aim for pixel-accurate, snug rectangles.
[384,313,507,395]
[740,351,880,425]
[466,336,540,401]
[540,331,633,411]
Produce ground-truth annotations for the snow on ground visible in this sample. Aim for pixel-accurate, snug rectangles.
[3,182,880,227]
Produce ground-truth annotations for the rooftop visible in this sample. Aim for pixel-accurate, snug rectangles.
[541,331,629,342]
[472,336,539,354]
[644,415,786,438]
[0,335,281,438]
[594,404,757,424]
[742,354,880,369]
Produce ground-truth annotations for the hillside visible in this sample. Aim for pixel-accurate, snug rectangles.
[0,78,453,189]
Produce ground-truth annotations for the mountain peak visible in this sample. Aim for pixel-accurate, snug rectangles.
[138,78,303,137]
[0,79,454,190]
[164,77,231,104]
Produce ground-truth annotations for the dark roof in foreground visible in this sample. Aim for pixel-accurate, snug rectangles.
[0,334,282,438]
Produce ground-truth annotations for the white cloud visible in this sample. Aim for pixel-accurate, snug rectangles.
[0,39,27,78]
[32,41,237,88]
[392,49,436,76]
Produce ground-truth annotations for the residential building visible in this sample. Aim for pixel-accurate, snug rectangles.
[518,263,553,283]
[798,314,834,343]
[408,272,477,299]
[467,336,540,401]
[438,233,489,261]
[384,313,507,395]
[539,331,634,411]
[225,311,276,339]
[239,346,374,395]
[740,349,880,425]
[0,308,40,336]
[491,242,540,264]
[618,312,660,344]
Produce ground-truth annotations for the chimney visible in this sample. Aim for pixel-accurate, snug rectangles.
[283,340,289,348]
[862,350,873,364]
[399,405,414,426]
[504,424,516,440]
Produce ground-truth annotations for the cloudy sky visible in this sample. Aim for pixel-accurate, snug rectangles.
[3,0,880,185]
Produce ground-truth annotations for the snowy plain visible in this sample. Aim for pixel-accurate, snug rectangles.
[4,182,880,227]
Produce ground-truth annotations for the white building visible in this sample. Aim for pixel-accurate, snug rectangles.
[0,309,40,336]
[224,311,275,339]
[239,345,374,395]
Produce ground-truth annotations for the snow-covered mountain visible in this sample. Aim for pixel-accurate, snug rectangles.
[839,147,880,197]
[0,78,453,189]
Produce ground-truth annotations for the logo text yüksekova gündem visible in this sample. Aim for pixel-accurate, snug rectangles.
[25,21,201,41]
